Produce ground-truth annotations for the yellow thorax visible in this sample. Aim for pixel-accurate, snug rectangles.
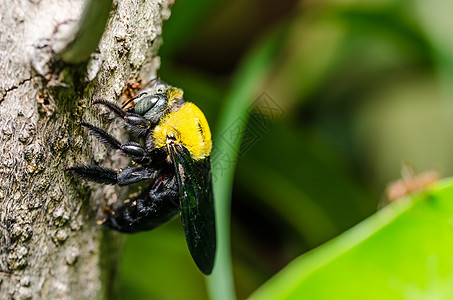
[166,87,184,106]
[153,102,212,160]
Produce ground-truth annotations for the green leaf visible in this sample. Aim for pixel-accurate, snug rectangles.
[249,178,453,300]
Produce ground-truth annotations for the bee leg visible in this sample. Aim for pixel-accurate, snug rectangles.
[65,165,118,185]
[80,122,151,164]
[120,142,151,164]
[102,184,180,233]
[116,167,158,186]
[102,198,153,232]
[92,99,127,118]
[92,100,150,134]
[66,166,157,186]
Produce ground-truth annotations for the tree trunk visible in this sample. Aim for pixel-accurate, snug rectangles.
[0,0,171,298]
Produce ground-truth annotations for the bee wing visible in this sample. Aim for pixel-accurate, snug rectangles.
[169,144,216,275]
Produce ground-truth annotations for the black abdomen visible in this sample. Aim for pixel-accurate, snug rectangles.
[103,170,180,233]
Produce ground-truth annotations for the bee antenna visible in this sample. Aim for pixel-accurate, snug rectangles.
[152,76,160,88]
[121,92,146,109]
[143,77,161,89]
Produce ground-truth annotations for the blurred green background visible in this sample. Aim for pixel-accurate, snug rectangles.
[118,0,453,299]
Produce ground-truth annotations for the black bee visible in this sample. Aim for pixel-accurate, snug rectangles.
[67,82,216,275]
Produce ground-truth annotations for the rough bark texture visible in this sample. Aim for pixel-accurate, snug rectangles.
[0,0,171,299]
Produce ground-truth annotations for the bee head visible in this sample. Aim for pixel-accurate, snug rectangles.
[133,86,184,124]
[131,92,167,123]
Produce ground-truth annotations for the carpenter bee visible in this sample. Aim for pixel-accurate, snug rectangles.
[67,81,216,275]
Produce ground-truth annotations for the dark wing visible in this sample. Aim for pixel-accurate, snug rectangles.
[169,144,216,275]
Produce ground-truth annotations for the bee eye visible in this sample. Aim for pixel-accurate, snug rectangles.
[150,96,159,105]
[132,92,148,104]
[134,94,161,115]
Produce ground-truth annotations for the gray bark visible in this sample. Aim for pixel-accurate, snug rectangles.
[0,0,171,299]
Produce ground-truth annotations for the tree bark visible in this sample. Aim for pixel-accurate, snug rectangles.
[0,0,171,298]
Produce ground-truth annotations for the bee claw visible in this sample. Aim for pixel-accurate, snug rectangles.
[103,206,115,215]
[97,218,106,225]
